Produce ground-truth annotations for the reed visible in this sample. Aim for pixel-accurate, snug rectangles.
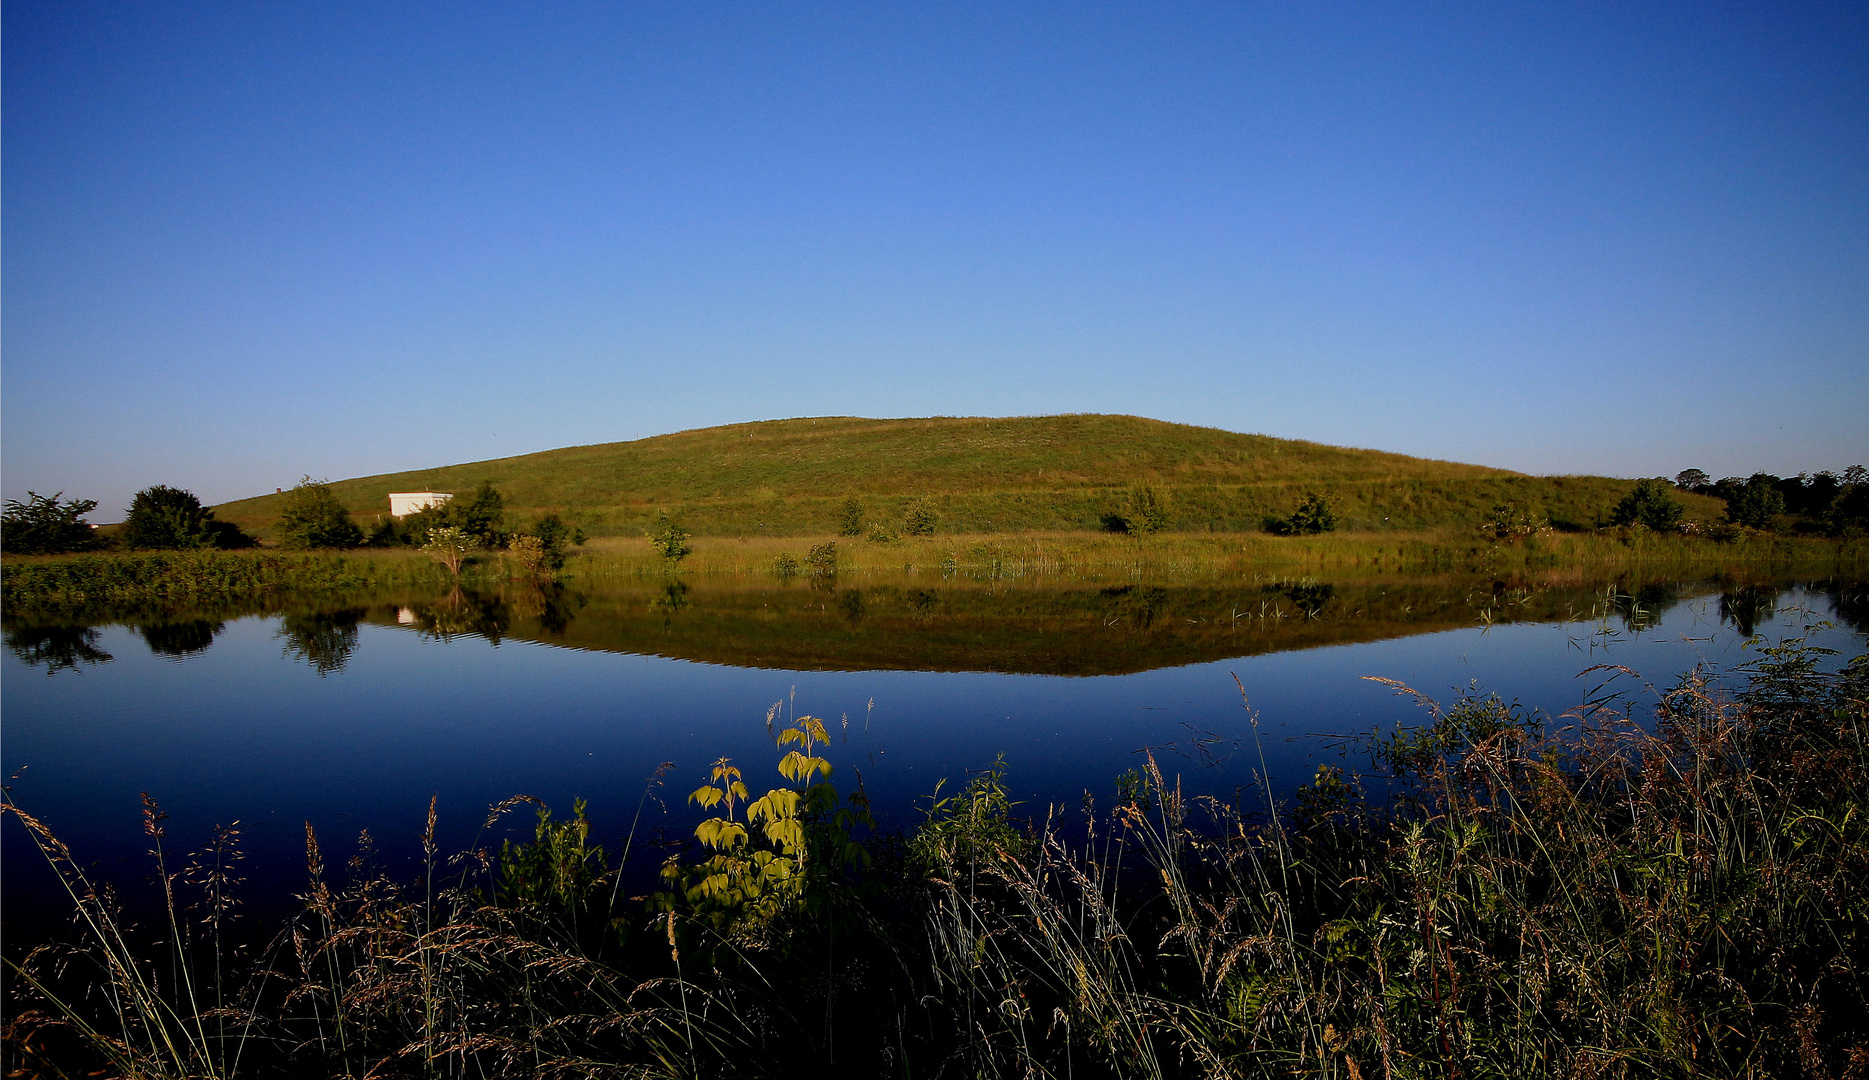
[6,644,1865,1077]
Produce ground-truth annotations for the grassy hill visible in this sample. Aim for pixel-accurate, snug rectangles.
[212,414,1721,539]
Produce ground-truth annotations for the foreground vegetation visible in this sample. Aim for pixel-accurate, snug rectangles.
[6,639,1865,1078]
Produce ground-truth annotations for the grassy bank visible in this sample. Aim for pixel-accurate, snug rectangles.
[208,415,1727,539]
[6,644,1864,1077]
[575,528,1868,582]
[6,531,1861,613]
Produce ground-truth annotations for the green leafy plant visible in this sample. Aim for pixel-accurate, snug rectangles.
[652,716,869,941]
[772,552,799,579]
[805,541,837,577]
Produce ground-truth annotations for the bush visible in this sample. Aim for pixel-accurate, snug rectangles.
[511,512,585,571]
[903,497,940,537]
[1114,486,1170,535]
[453,479,506,548]
[122,485,254,550]
[1610,478,1684,532]
[772,552,800,579]
[276,477,362,549]
[1725,474,1788,529]
[837,496,865,537]
[1,492,102,555]
[806,541,837,577]
[1266,491,1336,535]
[646,515,691,562]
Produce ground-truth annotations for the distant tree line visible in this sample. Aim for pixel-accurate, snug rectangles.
[1672,466,1869,534]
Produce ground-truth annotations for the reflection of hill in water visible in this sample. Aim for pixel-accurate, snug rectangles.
[7,575,1863,678]
[366,576,1721,676]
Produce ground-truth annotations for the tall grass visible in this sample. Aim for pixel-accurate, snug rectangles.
[6,644,1866,1077]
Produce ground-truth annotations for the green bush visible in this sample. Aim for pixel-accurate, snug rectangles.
[837,495,865,537]
[1266,491,1336,535]
[1,492,102,555]
[646,515,691,562]
[903,497,940,536]
[122,485,254,550]
[1610,478,1684,532]
[275,477,362,549]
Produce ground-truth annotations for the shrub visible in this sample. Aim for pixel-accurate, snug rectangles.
[837,496,865,537]
[772,552,800,579]
[1,492,102,555]
[276,477,362,549]
[1480,501,1549,542]
[122,485,255,550]
[510,512,585,571]
[805,541,837,577]
[423,525,475,578]
[903,497,939,537]
[506,534,549,576]
[865,523,898,544]
[1725,474,1787,529]
[646,515,691,562]
[1266,491,1336,535]
[453,479,506,547]
[1610,478,1684,532]
[1122,485,1171,534]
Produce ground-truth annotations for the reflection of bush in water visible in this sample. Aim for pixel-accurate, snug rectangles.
[1611,581,1679,632]
[279,608,363,676]
[1828,582,1869,636]
[839,589,866,624]
[1720,585,1779,638]
[5,624,114,673]
[510,582,582,637]
[1264,581,1336,617]
[654,580,689,616]
[1099,584,1168,629]
[407,588,510,644]
[136,619,224,658]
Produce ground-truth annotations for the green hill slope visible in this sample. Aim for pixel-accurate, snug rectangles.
[213,414,1717,538]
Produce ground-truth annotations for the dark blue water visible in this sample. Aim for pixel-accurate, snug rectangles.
[4,581,1862,928]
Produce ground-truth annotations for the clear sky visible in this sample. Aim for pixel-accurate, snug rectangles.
[5,2,1866,518]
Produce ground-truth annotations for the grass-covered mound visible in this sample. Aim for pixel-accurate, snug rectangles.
[211,415,1725,539]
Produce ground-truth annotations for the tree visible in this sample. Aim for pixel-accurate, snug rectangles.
[276,477,362,549]
[1,492,102,554]
[424,525,475,578]
[1674,469,1711,493]
[837,496,865,537]
[1725,474,1786,530]
[1610,479,1684,532]
[122,485,254,550]
[453,480,506,548]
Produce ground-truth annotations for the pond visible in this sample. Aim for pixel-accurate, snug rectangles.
[4,571,1865,929]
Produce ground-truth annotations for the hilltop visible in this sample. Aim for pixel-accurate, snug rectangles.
[212,414,1717,538]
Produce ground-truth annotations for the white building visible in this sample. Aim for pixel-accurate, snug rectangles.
[388,491,453,517]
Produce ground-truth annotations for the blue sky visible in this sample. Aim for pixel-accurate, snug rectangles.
[5,2,1865,517]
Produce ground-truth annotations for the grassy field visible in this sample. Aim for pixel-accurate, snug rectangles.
[209,414,1728,540]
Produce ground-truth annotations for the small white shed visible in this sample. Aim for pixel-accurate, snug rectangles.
[388,491,453,517]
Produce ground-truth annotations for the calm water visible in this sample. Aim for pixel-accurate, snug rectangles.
[5,574,1864,927]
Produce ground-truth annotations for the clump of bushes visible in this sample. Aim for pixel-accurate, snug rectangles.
[1265,491,1336,534]
[646,515,691,563]
[1610,477,1685,532]
[1,492,103,555]
[1104,485,1171,534]
[122,485,255,550]
[277,477,363,549]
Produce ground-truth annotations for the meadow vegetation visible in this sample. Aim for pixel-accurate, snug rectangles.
[6,641,1865,1078]
[204,416,1742,541]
